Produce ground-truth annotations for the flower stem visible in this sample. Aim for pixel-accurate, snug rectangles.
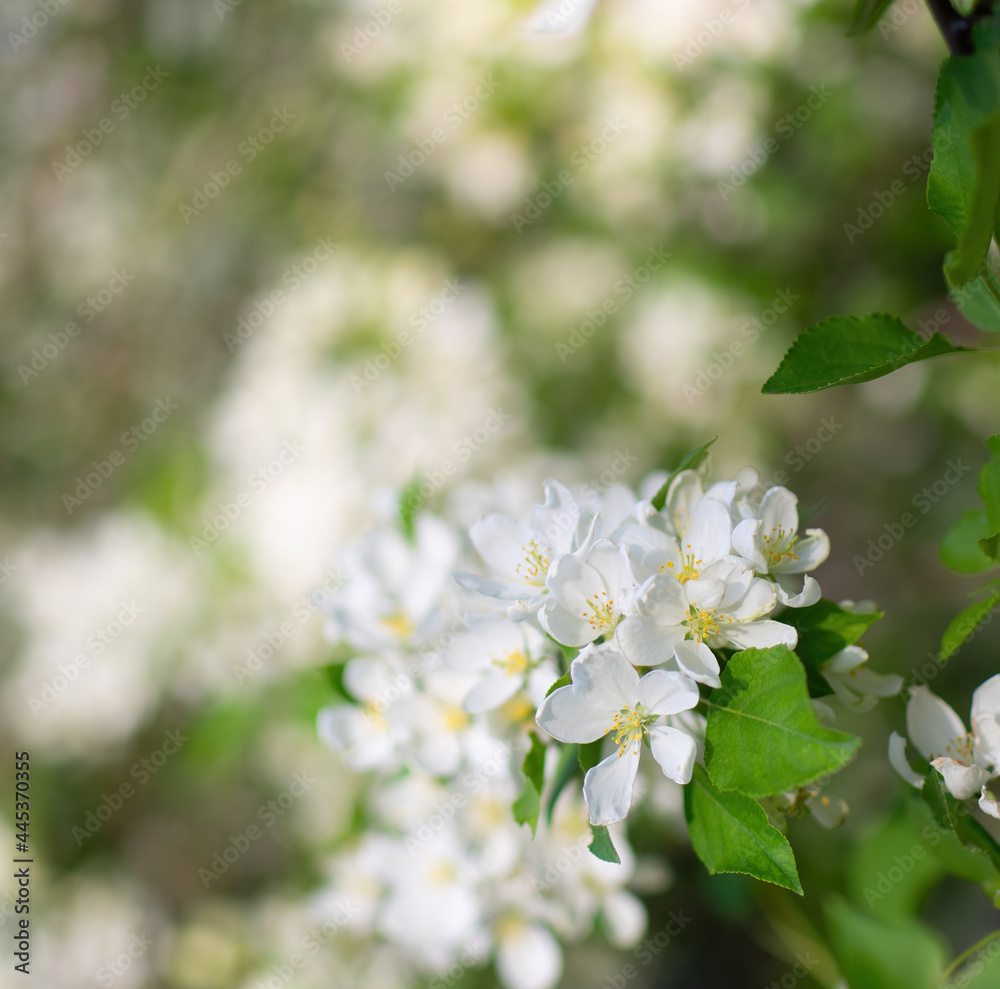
[941,927,1000,981]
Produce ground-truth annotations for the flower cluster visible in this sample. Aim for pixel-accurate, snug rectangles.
[456,465,830,823]
[890,679,1000,818]
[313,458,893,986]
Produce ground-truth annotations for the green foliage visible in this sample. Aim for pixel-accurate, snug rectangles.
[941,509,997,573]
[545,670,572,697]
[545,742,579,825]
[922,769,1000,875]
[684,765,802,894]
[704,646,861,797]
[781,599,883,696]
[588,824,621,864]
[977,434,1000,559]
[761,314,968,395]
[650,438,717,511]
[578,738,604,772]
[928,20,1000,291]
[825,897,946,989]
[513,732,547,836]
[846,0,895,36]
[940,587,1000,660]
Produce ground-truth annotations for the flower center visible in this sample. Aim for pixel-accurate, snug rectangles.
[683,606,731,642]
[761,526,800,568]
[381,612,413,637]
[516,539,552,585]
[607,704,654,757]
[441,704,470,733]
[492,649,530,677]
[661,545,702,584]
[581,591,621,633]
[941,732,975,763]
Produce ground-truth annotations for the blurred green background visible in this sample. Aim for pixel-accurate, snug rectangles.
[2,0,999,985]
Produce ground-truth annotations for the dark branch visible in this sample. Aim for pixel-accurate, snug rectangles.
[924,0,976,55]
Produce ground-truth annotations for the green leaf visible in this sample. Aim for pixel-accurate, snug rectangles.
[825,897,946,989]
[545,743,579,825]
[951,271,1000,332]
[397,477,423,541]
[761,314,968,395]
[783,597,884,697]
[588,824,620,864]
[941,509,997,573]
[923,769,1000,875]
[846,0,894,35]
[544,670,571,697]
[978,435,1000,559]
[684,764,802,894]
[513,777,541,835]
[940,587,1000,661]
[928,31,1000,289]
[704,646,861,797]
[523,732,546,795]
[513,733,547,836]
[650,438,717,511]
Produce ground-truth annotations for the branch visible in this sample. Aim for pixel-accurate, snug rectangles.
[924,0,976,55]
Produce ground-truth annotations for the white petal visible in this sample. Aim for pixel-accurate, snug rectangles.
[906,686,967,761]
[720,619,797,651]
[536,684,611,743]
[453,570,532,601]
[683,577,727,612]
[725,578,777,621]
[615,613,686,668]
[496,922,563,989]
[732,518,767,571]
[648,725,697,784]
[775,574,822,608]
[806,793,848,829]
[778,529,830,573]
[972,675,1000,768]
[980,785,1000,820]
[760,486,800,534]
[470,515,538,582]
[635,669,700,715]
[533,478,580,554]
[601,890,647,948]
[931,756,989,800]
[584,747,641,825]
[888,731,925,788]
[463,671,523,714]
[822,645,868,675]
[673,640,721,688]
[684,497,733,565]
[571,644,641,707]
[848,667,903,698]
[538,599,598,647]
